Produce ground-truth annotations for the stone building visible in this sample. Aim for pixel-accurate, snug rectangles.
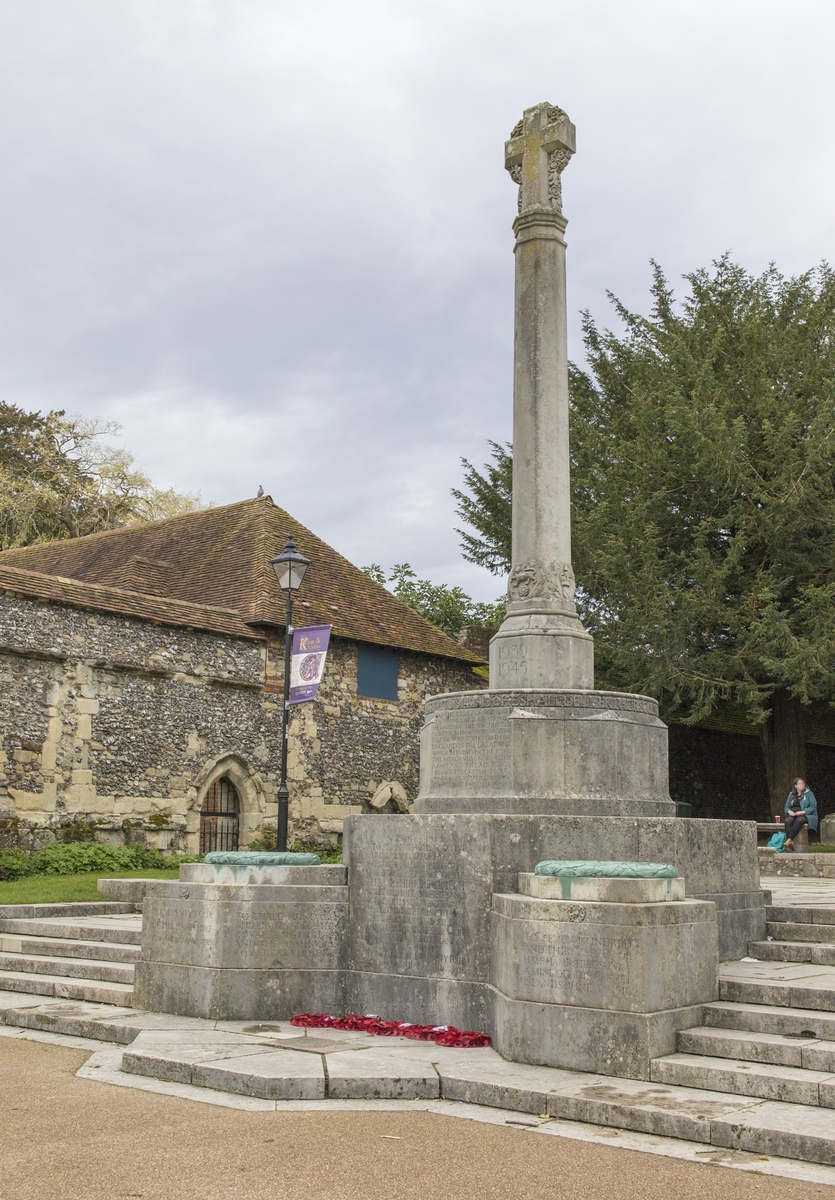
[0,496,483,852]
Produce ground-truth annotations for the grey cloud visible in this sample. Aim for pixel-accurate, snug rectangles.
[0,0,833,601]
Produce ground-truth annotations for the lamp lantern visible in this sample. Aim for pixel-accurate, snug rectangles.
[270,535,311,593]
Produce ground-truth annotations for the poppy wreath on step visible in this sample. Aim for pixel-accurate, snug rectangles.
[290,1013,491,1047]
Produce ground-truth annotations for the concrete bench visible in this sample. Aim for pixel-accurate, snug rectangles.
[757,821,809,852]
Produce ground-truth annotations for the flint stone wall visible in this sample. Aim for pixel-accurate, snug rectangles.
[0,591,479,850]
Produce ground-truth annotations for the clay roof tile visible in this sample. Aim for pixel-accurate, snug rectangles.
[0,497,483,663]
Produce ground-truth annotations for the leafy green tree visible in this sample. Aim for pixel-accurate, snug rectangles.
[362,562,505,641]
[455,258,835,809]
[0,403,201,549]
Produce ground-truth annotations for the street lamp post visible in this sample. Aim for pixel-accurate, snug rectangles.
[269,534,311,852]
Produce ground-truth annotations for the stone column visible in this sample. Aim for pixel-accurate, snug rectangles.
[489,102,594,691]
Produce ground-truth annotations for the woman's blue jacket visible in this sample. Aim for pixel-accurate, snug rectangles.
[784,788,819,831]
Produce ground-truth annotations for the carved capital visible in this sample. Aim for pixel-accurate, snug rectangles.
[507,559,575,603]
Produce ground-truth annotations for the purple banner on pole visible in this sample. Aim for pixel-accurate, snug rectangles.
[289,625,332,705]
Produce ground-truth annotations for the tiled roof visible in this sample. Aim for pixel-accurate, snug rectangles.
[0,564,261,641]
[0,497,482,662]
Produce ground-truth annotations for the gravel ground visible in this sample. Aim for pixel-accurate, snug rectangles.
[1,1037,833,1200]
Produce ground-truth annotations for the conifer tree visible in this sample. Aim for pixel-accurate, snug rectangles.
[455,259,835,808]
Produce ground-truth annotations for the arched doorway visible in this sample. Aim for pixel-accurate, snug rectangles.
[199,777,240,853]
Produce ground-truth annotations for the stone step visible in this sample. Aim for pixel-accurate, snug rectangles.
[0,933,140,964]
[768,906,835,926]
[651,1051,835,1106]
[0,918,142,946]
[752,939,816,962]
[0,969,133,1005]
[677,1025,821,1067]
[0,902,135,920]
[702,1000,835,1040]
[0,951,134,985]
[719,970,835,1012]
[766,921,835,943]
[8,986,835,1167]
[439,1055,835,1164]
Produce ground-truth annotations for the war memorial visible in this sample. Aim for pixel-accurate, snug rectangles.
[131,101,765,1079]
[13,105,835,1171]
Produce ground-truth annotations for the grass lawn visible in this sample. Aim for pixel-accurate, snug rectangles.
[0,868,181,906]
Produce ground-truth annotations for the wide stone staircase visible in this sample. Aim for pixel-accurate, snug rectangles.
[0,902,140,1005]
[652,892,835,1108]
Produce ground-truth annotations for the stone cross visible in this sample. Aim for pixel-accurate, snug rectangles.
[488,102,594,692]
[504,103,575,214]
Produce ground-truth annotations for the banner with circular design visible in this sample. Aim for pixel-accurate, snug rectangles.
[289,624,332,704]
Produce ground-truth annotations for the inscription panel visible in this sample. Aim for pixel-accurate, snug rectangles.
[348,825,494,982]
[491,904,717,1013]
[428,710,509,791]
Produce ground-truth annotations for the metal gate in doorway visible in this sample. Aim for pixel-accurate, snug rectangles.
[199,778,240,853]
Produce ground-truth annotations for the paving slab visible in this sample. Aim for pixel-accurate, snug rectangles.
[191,1049,326,1100]
[711,1099,835,1164]
[545,1074,764,1144]
[121,1030,285,1085]
[325,1046,440,1099]
[0,994,219,1039]
[437,1055,578,1113]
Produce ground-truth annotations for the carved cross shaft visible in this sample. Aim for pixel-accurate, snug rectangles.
[504,102,576,214]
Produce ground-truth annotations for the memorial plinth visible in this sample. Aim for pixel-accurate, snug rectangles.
[133,859,348,1020]
[491,867,718,1079]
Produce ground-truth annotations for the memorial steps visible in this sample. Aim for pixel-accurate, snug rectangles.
[650,898,835,1117]
[11,894,835,1164]
[0,902,139,1005]
[8,974,835,1166]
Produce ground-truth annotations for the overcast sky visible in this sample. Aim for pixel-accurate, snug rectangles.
[0,1,833,601]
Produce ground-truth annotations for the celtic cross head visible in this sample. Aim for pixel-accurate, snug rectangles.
[505,102,575,215]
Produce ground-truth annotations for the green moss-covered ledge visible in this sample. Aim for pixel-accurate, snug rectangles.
[534,860,678,878]
[204,851,322,866]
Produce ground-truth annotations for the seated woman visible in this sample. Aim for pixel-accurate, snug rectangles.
[784,778,819,849]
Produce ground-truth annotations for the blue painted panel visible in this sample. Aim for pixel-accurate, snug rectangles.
[357,644,399,701]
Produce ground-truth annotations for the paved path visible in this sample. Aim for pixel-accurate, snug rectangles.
[764,878,835,908]
[1,1035,833,1200]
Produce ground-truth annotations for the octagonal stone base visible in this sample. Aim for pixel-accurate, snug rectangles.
[416,689,674,817]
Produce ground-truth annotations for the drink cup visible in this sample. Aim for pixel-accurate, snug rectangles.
[775,815,782,824]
